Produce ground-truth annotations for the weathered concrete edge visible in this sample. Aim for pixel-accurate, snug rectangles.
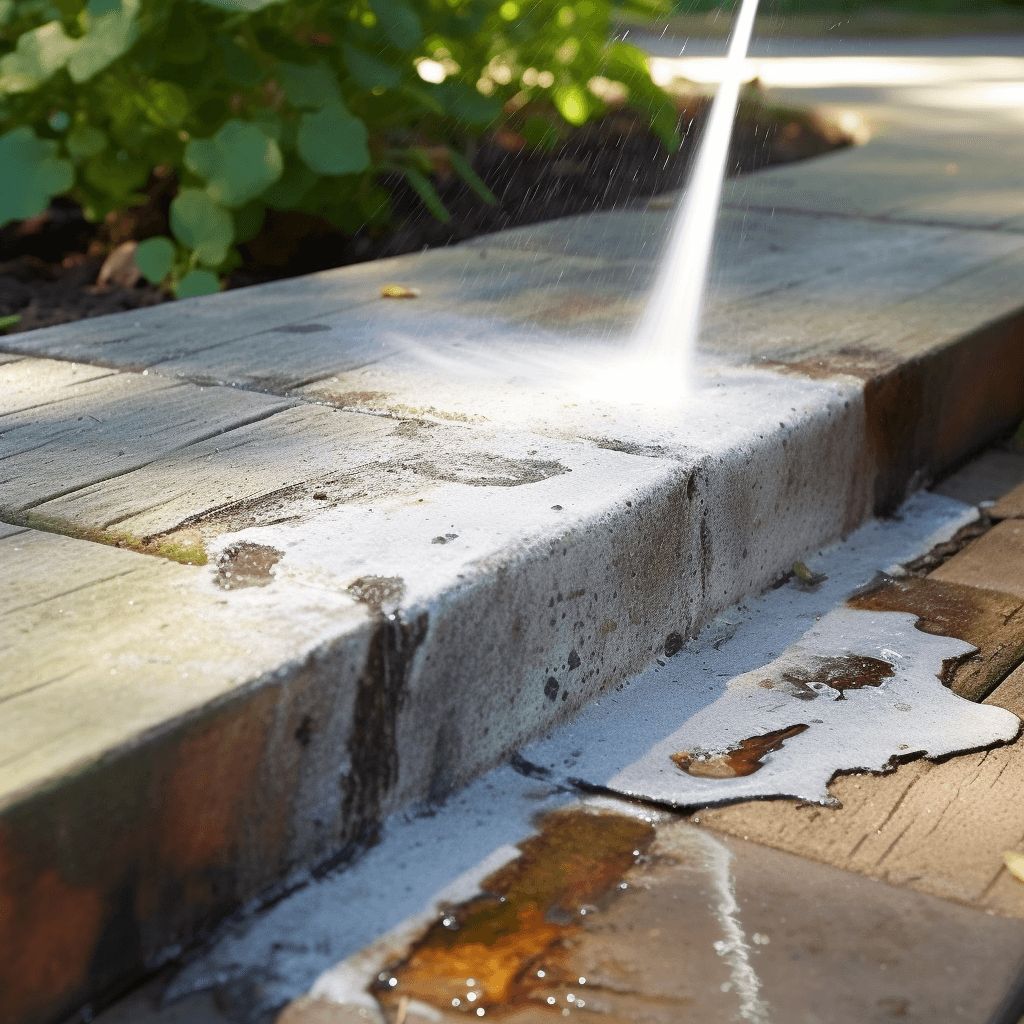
[0,384,871,1024]
[6,255,1024,1024]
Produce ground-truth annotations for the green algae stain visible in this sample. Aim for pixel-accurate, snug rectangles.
[11,512,208,565]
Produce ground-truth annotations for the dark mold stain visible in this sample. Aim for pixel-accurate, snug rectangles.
[508,752,551,780]
[431,533,458,544]
[544,676,560,701]
[340,612,428,850]
[587,437,669,458]
[214,542,283,590]
[347,575,406,615]
[294,716,314,748]
[567,649,581,671]
[372,809,654,1016]
[664,632,684,658]
[672,724,810,779]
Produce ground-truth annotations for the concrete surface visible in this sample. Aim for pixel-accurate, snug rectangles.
[158,462,1024,1024]
[6,30,1024,1024]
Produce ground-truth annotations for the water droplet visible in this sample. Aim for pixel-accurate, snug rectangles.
[537,970,546,978]
[388,977,398,987]
[452,998,461,1007]
[467,992,478,1002]
[547,996,557,1005]
[466,978,476,987]
[578,977,587,985]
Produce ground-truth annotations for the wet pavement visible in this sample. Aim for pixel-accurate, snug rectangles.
[15,28,1024,1024]
[85,436,1024,1024]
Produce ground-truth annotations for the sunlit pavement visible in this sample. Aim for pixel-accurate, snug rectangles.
[639,32,1024,232]
[23,30,1024,1024]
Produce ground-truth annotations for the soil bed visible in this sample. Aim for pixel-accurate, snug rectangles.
[0,88,849,335]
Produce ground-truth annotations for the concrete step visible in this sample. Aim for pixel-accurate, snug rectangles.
[6,40,1024,1024]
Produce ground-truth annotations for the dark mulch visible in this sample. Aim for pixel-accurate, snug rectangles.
[0,90,849,335]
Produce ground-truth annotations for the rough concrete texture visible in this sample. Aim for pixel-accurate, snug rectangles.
[162,489,1022,1024]
[0,529,373,1024]
[8,33,1024,1024]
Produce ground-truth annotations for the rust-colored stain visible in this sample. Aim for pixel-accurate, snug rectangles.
[0,849,103,1024]
[0,658,343,1024]
[774,654,894,701]
[672,724,809,779]
[153,692,276,882]
[374,809,654,1016]
[848,575,1024,702]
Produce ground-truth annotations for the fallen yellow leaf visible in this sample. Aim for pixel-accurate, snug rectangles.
[381,284,421,299]
[1004,851,1024,882]
[792,560,827,585]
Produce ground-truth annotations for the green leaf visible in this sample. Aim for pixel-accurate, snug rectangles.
[68,0,141,84]
[433,81,501,126]
[185,119,283,208]
[0,127,74,227]
[297,102,370,176]
[175,268,221,298]
[162,3,207,64]
[397,163,450,222]
[232,202,264,243]
[604,42,680,150]
[135,235,175,283]
[554,83,589,125]
[66,125,107,159]
[83,152,149,199]
[342,42,402,90]
[368,0,422,51]
[0,21,77,92]
[142,80,189,128]
[277,60,341,110]
[170,188,234,266]
[250,110,283,142]
[217,36,264,87]
[0,313,21,332]
[445,147,496,204]
[262,159,317,209]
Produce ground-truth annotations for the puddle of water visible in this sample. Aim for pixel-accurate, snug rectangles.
[373,809,654,1017]
[672,724,809,778]
[772,653,894,701]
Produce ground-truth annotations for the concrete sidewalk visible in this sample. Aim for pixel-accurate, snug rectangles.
[5,33,1024,1024]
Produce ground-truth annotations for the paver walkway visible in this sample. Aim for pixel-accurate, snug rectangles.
[5,30,1024,1024]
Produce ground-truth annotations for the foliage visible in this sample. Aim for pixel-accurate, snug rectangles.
[0,0,678,297]
[677,0,1024,11]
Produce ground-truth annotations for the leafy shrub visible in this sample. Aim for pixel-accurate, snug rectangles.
[0,0,677,297]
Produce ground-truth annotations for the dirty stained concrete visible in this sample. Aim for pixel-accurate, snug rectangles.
[9,39,1024,1024]
[164,478,1024,1024]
